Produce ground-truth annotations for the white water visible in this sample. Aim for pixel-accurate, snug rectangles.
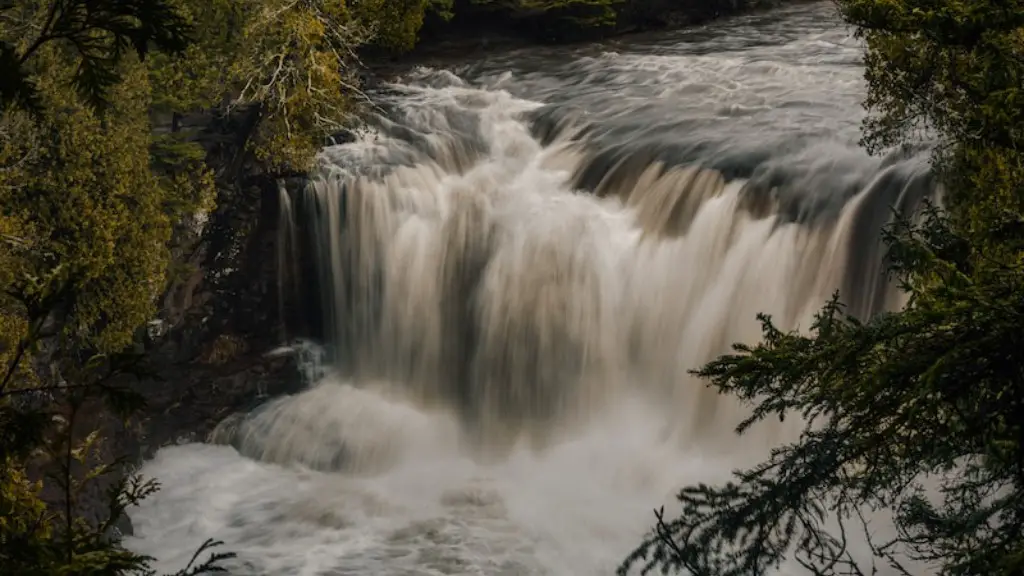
[127,4,933,574]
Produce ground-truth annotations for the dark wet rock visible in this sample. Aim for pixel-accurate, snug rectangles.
[132,105,309,459]
[38,106,312,532]
[328,129,357,146]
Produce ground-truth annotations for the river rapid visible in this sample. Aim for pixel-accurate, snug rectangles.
[125,3,933,575]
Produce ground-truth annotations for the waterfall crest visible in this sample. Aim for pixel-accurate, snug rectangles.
[217,66,933,470]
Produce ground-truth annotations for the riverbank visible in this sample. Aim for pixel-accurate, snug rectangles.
[421,0,788,44]
[363,0,806,74]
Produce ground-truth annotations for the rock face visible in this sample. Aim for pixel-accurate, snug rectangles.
[45,106,311,532]
[141,107,310,446]
[159,108,292,356]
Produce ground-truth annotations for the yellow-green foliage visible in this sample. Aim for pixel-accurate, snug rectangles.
[147,0,423,172]
[1,52,212,353]
[148,0,247,113]
[0,460,50,566]
[354,0,436,51]
[229,0,372,170]
[0,0,443,572]
[0,0,190,114]
[0,0,419,570]
[0,461,47,535]
[0,0,221,572]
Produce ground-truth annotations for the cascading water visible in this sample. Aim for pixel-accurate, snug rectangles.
[126,3,935,574]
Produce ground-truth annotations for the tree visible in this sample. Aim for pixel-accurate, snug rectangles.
[620,1,1024,575]
[0,0,446,572]
[0,0,191,113]
[146,0,443,175]
[0,0,432,569]
[0,1,230,573]
[226,0,373,170]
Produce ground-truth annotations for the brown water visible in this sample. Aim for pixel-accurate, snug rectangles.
[127,3,933,574]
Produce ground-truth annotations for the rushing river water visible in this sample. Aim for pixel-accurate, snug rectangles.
[126,3,934,574]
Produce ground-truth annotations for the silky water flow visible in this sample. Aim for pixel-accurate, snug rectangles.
[126,4,936,574]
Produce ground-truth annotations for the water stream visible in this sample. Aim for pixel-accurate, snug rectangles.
[126,3,934,574]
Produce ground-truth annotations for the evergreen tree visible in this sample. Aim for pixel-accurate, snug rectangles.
[0,0,191,112]
[1,1,215,573]
[0,0,430,571]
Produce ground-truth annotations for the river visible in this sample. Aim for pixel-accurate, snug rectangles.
[125,3,933,574]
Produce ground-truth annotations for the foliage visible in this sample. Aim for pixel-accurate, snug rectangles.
[470,0,620,29]
[146,0,408,172]
[228,0,372,170]
[620,1,1024,576]
[0,0,191,113]
[418,0,765,42]
[1,56,208,354]
[0,0,229,574]
[0,0,441,569]
[2,368,236,575]
[355,0,441,51]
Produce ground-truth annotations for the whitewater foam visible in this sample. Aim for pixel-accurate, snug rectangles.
[127,4,931,574]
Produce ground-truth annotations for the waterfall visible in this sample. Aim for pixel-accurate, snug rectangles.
[218,66,933,472]
[131,6,936,573]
